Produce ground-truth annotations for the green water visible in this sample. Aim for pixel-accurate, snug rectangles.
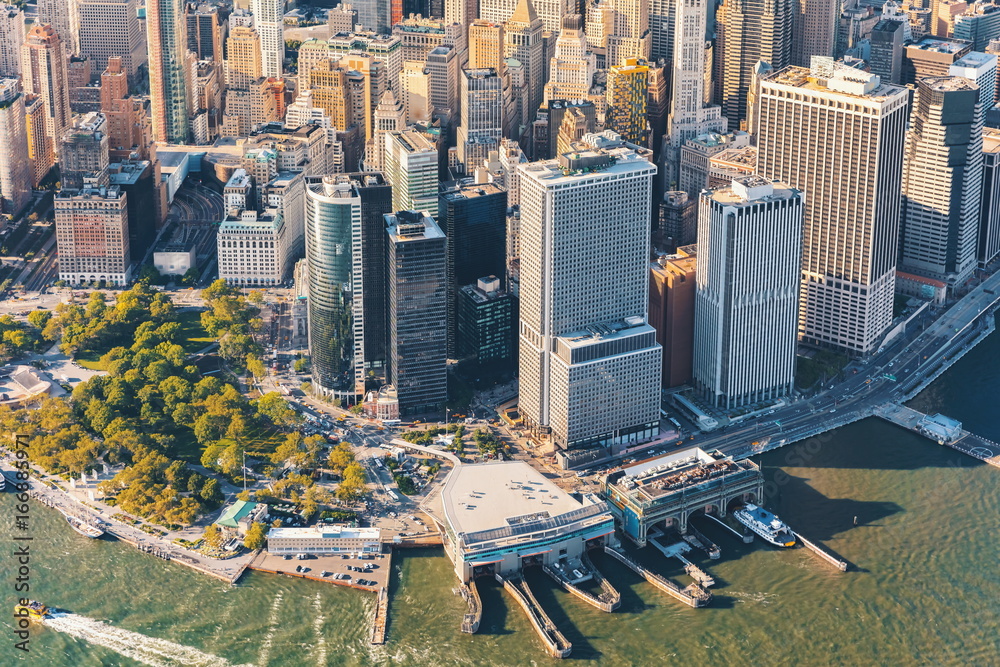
[4,328,1000,666]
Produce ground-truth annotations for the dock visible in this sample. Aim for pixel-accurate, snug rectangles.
[602,545,711,608]
[685,524,721,559]
[875,404,1000,469]
[795,532,849,572]
[499,573,572,659]
[459,580,482,633]
[370,587,389,645]
[648,533,715,588]
[542,549,621,612]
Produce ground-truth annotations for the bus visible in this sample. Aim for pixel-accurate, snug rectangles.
[372,457,384,469]
[669,417,682,429]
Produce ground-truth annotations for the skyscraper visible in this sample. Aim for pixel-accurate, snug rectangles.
[225,25,263,90]
[304,175,388,400]
[458,68,509,168]
[757,65,908,354]
[147,0,191,143]
[543,15,596,104]
[979,127,1000,266]
[438,181,508,356]
[648,246,697,388]
[78,0,146,80]
[384,129,438,211]
[792,0,838,66]
[504,0,544,133]
[60,112,110,189]
[55,186,131,285]
[24,94,52,188]
[480,0,576,33]
[252,0,284,79]
[469,20,505,70]
[386,210,449,414]
[0,5,23,78]
[37,0,80,55]
[716,0,794,130]
[606,58,649,145]
[900,76,983,289]
[22,24,72,158]
[518,146,661,463]
[693,177,803,408]
[187,4,224,65]
[0,79,32,215]
[869,19,907,85]
[664,0,726,188]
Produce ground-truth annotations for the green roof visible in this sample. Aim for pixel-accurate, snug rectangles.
[216,500,258,528]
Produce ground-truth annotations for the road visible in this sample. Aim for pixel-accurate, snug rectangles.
[678,271,1000,462]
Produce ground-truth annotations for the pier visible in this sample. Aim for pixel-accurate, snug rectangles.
[602,545,711,608]
[875,404,1000,469]
[499,573,573,659]
[795,532,849,572]
[648,532,716,588]
[459,580,482,633]
[542,549,621,612]
[684,524,721,559]
[370,587,389,645]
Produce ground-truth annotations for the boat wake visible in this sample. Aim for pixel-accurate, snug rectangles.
[44,613,252,667]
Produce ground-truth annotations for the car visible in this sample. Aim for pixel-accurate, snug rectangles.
[283,555,292,560]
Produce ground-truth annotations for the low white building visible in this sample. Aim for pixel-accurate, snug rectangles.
[441,461,615,584]
[266,526,383,555]
[153,245,197,277]
[217,207,290,286]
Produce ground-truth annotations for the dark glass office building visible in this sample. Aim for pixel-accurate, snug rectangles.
[438,180,507,356]
[386,211,448,414]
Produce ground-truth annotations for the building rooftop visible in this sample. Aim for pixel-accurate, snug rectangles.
[215,500,260,528]
[439,181,505,201]
[520,146,655,185]
[705,178,798,205]
[951,51,998,69]
[921,75,979,92]
[107,160,150,186]
[908,37,972,54]
[442,461,603,541]
[608,448,759,502]
[984,127,1000,154]
[386,210,444,241]
[765,65,905,101]
[268,525,381,541]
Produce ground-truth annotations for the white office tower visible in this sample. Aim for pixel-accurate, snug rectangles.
[458,68,509,170]
[78,0,146,79]
[542,15,596,104]
[663,0,726,189]
[693,177,803,409]
[252,0,283,78]
[757,65,908,355]
[949,52,998,110]
[518,147,661,464]
[900,76,983,290]
[368,89,405,171]
[37,0,80,55]
[384,129,438,212]
[481,0,576,33]
[0,6,23,78]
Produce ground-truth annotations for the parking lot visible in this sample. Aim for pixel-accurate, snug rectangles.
[250,547,391,591]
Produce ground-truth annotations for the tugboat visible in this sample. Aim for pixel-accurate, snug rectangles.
[64,513,105,539]
[14,600,51,622]
[732,503,796,547]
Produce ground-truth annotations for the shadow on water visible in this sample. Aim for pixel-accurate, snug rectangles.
[474,576,515,636]
[586,550,656,615]
[757,419,985,471]
[521,567,600,662]
[761,470,903,542]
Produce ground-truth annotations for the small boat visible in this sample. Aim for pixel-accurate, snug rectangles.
[64,513,105,538]
[732,504,796,547]
[14,600,50,622]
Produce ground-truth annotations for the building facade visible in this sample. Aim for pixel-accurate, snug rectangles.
[147,0,191,143]
[518,147,661,465]
[22,24,72,157]
[900,76,983,290]
[386,211,448,415]
[217,208,291,286]
[756,65,908,354]
[55,186,131,285]
[648,246,697,388]
[78,0,146,80]
[0,78,31,215]
[693,178,803,409]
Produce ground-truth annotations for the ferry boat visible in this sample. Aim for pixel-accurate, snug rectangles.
[64,513,105,538]
[732,504,796,547]
[14,600,50,621]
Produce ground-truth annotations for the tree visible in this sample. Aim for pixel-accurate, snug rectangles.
[244,521,267,550]
[327,442,355,475]
[293,358,309,372]
[336,461,368,502]
[200,478,223,505]
[246,354,266,379]
[27,309,51,329]
[203,523,225,548]
[254,392,299,427]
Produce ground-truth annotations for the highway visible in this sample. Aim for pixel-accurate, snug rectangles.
[677,271,1000,462]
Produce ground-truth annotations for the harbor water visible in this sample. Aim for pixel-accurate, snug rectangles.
[4,324,1000,665]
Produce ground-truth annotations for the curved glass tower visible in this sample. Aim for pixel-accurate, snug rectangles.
[305,176,362,398]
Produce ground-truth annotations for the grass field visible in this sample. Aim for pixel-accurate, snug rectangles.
[177,310,216,353]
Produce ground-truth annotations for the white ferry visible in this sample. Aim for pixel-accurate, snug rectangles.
[732,504,796,547]
[64,513,105,539]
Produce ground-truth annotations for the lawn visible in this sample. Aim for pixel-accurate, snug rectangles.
[795,349,850,390]
[75,348,107,371]
[177,309,216,353]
